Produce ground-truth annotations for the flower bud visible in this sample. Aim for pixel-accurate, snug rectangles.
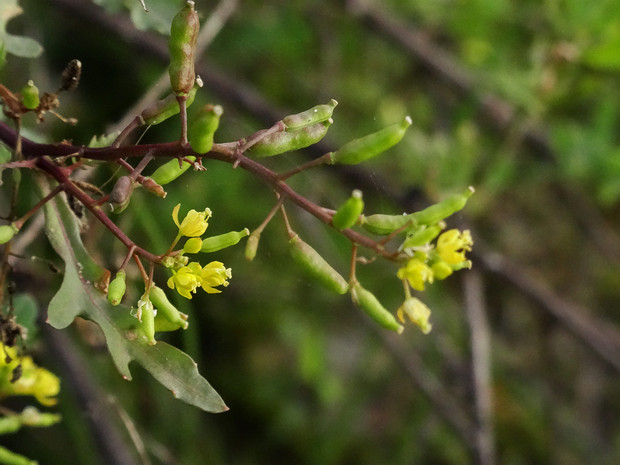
[168,1,199,96]
[149,156,196,186]
[107,270,127,306]
[137,298,156,345]
[0,224,18,244]
[20,80,40,110]
[410,187,474,226]
[288,234,348,295]
[249,120,332,157]
[282,99,338,131]
[149,285,189,331]
[189,104,223,154]
[329,116,411,165]
[200,228,250,253]
[331,189,364,230]
[351,283,403,333]
[245,231,261,261]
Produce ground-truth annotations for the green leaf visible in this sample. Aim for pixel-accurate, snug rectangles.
[38,176,227,413]
[0,0,43,59]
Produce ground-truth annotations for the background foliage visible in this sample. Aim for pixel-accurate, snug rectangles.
[1,0,620,464]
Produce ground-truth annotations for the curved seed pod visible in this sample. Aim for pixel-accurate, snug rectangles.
[332,189,364,230]
[168,1,199,96]
[60,59,82,92]
[141,81,201,126]
[110,176,134,213]
[189,104,223,154]
[249,119,332,157]
[150,156,195,186]
[282,99,338,131]
[20,80,39,110]
[360,213,415,236]
[329,116,412,165]
[0,224,18,244]
[107,270,127,306]
[288,234,348,295]
[200,228,250,253]
[401,224,443,249]
[245,231,261,261]
[351,283,403,333]
[137,299,156,345]
[149,285,188,331]
[409,186,474,226]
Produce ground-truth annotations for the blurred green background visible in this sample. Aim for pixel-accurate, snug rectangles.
[2,0,620,463]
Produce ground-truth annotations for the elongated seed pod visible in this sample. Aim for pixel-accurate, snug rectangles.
[332,189,364,230]
[329,116,412,165]
[409,186,474,226]
[110,176,134,213]
[107,270,127,306]
[351,283,403,333]
[141,80,200,126]
[401,224,443,249]
[150,156,195,186]
[245,231,260,261]
[289,234,349,294]
[168,1,199,96]
[360,213,415,236]
[189,104,223,154]
[282,99,338,131]
[249,120,332,157]
[20,80,39,110]
[149,285,188,331]
[200,228,250,253]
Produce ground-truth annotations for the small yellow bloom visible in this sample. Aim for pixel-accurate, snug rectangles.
[397,297,432,334]
[0,343,60,406]
[172,203,212,237]
[199,261,231,293]
[436,229,473,265]
[397,257,433,291]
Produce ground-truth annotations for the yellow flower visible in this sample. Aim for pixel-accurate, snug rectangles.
[167,262,203,299]
[436,229,473,265]
[199,261,231,293]
[0,343,60,406]
[167,261,231,299]
[397,257,433,291]
[172,203,212,237]
[397,297,432,334]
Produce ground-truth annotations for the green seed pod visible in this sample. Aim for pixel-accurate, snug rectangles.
[245,231,261,261]
[249,120,332,157]
[329,116,412,165]
[331,189,364,230]
[141,81,201,126]
[110,176,134,213]
[150,156,196,186]
[107,270,127,306]
[20,80,39,110]
[168,1,199,96]
[351,283,403,333]
[149,285,188,331]
[360,213,415,236]
[0,224,18,244]
[189,104,223,154]
[401,224,443,249]
[282,99,338,131]
[138,299,156,345]
[200,228,250,253]
[288,234,349,295]
[410,186,475,226]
